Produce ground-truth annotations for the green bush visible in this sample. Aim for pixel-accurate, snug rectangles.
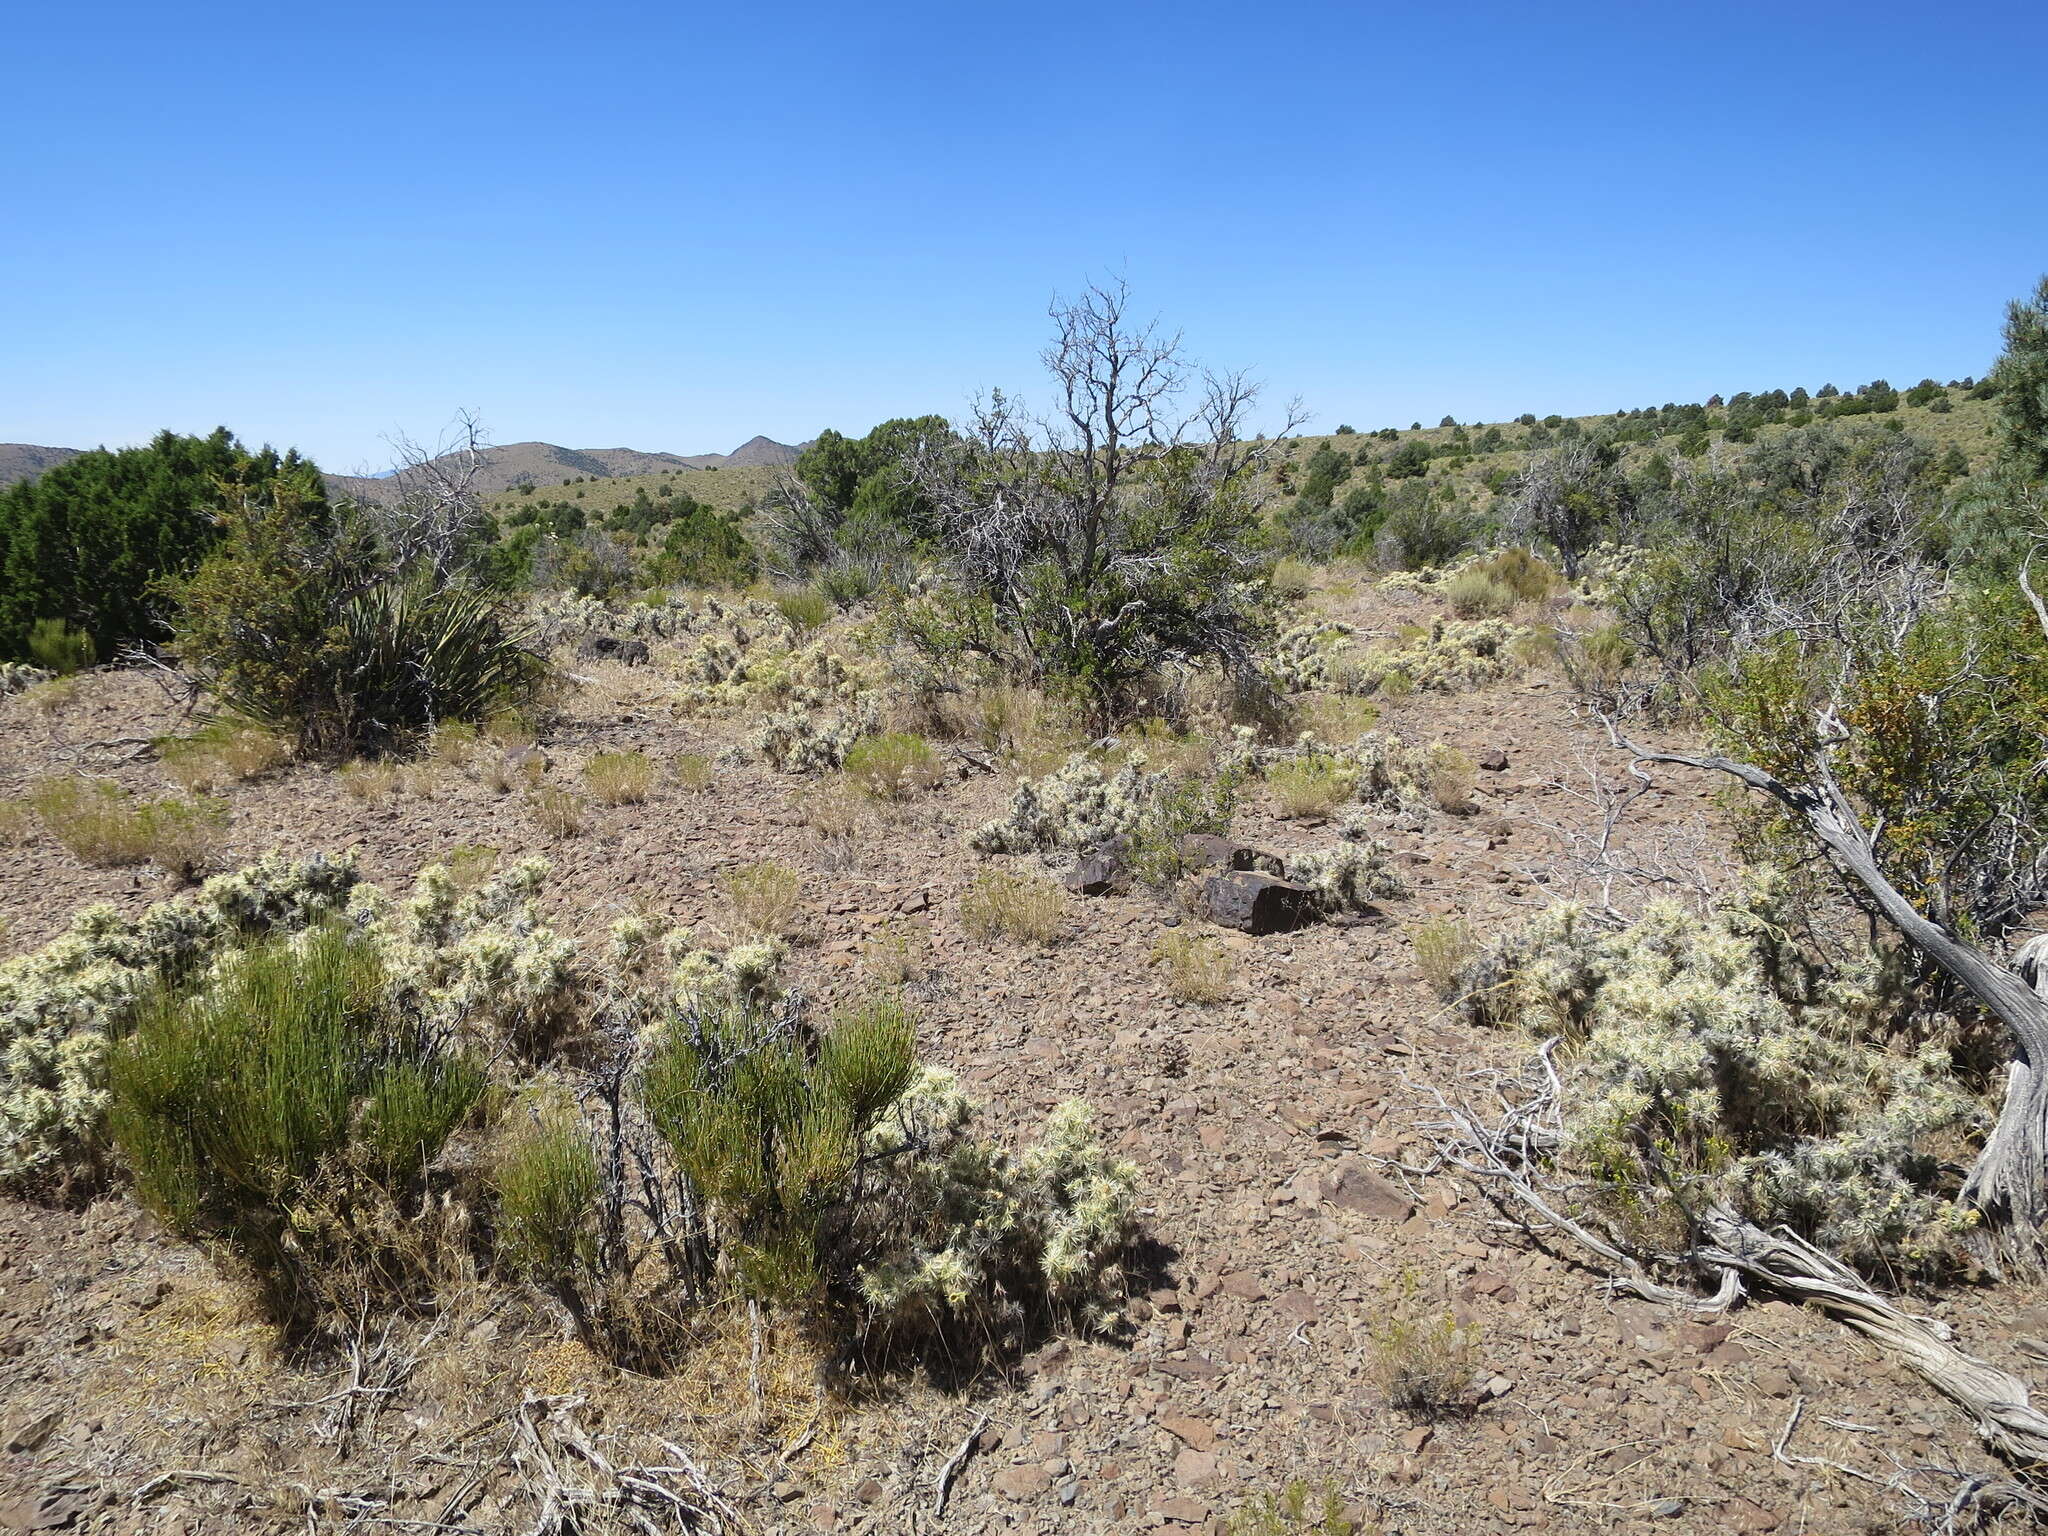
[107,927,486,1329]
[1442,568,1517,619]
[0,428,327,662]
[170,489,546,755]
[25,619,94,675]
[774,587,831,633]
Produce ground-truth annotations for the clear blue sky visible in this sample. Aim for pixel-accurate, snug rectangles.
[4,1,2044,470]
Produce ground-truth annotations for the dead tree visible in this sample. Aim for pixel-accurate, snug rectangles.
[1610,727,2048,1274]
[360,409,495,586]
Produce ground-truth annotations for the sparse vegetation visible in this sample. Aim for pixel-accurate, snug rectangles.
[28,778,228,877]
[1367,1276,1479,1419]
[525,783,588,838]
[582,749,655,805]
[1153,929,1233,1002]
[960,869,1064,945]
[842,731,943,800]
[722,860,802,936]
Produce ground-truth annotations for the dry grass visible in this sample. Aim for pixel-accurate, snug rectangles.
[1443,569,1517,619]
[676,753,713,793]
[526,784,588,839]
[1270,558,1316,601]
[1367,1277,1479,1420]
[0,799,33,848]
[339,760,402,800]
[863,919,928,984]
[1429,747,1477,815]
[480,748,547,796]
[1152,929,1233,1003]
[1267,755,1356,820]
[1409,916,1477,1000]
[27,778,227,877]
[158,724,289,793]
[429,720,483,767]
[960,869,1064,945]
[1300,694,1379,745]
[723,860,802,936]
[583,750,656,805]
[841,733,942,801]
[22,678,77,716]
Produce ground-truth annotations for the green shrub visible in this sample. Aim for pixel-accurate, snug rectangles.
[157,721,289,792]
[26,619,94,675]
[723,860,802,936]
[169,492,545,755]
[1153,930,1233,1002]
[1410,915,1476,999]
[0,428,326,663]
[495,1105,603,1304]
[843,732,943,801]
[1368,1277,1479,1419]
[107,927,485,1329]
[1230,1480,1361,1535]
[582,749,655,805]
[643,994,917,1302]
[774,588,831,633]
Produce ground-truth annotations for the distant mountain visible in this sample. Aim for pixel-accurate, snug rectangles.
[324,436,803,503]
[0,444,82,489]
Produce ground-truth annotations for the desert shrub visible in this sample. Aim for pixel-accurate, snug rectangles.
[756,701,878,774]
[1286,841,1405,913]
[157,721,289,792]
[1270,559,1315,601]
[969,752,1165,856]
[1469,547,1560,602]
[26,619,94,675]
[843,732,943,801]
[21,676,75,714]
[859,920,925,986]
[582,749,655,805]
[1122,761,1248,888]
[1230,1480,1361,1536]
[169,490,545,756]
[1267,752,1357,819]
[1373,491,1475,571]
[28,778,229,877]
[107,927,486,1330]
[675,752,713,793]
[1462,891,1985,1272]
[960,870,1064,945]
[428,720,481,767]
[1442,568,1517,619]
[1153,930,1233,1002]
[1563,623,1635,694]
[525,784,587,839]
[0,800,31,847]
[723,861,802,937]
[494,1103,605,1326]
[0,853,361,1194]
[1367,1278,1479,1419]
[1410,916,1476,999]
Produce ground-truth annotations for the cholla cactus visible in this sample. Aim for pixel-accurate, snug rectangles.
[1349,731,1435,809]
[1266,620,1357,692]
[1288,840,1407,912]
[0,852,361,1191]
[756,700,879,773]
[1348,618,1526,694]
[969,753,1167,855]
[1467,894,1986,1271]
[857,1071,1139,1344]
[671,937,787,1015]
[371,858,579,1056]
[0,663,55,698]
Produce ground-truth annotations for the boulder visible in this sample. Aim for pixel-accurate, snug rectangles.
[1476,747,1509,772]
[1178,834,1284,876]
[576,634,651,666]
[1202,871,1315,934]
[1065,849,1122,897]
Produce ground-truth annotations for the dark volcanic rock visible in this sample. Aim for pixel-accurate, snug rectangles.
[1202,871,1315,934]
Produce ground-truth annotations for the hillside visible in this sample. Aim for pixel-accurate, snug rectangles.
[325,435,804,505]
[0,443,80,489]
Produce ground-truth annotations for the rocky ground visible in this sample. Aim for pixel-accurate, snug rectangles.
[2,578,2043,1536]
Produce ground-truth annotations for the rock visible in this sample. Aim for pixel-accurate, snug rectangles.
[4,1410,59,1454]
[992,1465,1051,1500]
[1202,872,1315,934]
[1321,1161,1415,1221]
[1171,1449,1219,1487]
[1158,1412,1218,1452]
[1065,850,1121,897]
[575,634,650,666]
[1476,747,1509,772]
[1155,1495,1210,1523]
[1220,1270,1266,1301]
[1178,835,1284,876]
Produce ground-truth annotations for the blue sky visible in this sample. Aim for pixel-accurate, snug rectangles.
[3,1,2044,470]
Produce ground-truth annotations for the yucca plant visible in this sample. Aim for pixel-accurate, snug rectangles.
[106,927,485,1332]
